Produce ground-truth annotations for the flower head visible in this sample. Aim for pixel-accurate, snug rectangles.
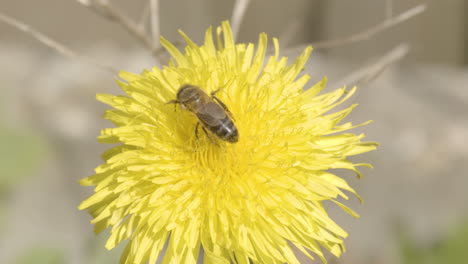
[79,21,377,263]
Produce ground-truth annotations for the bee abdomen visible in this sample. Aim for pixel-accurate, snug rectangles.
[209,117,239,143]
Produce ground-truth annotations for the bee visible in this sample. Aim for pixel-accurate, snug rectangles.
[167,84,239,143]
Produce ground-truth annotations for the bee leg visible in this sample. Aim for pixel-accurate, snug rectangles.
[194,122,200,139]
[210,88,221,96]
[211,90,235,120]
[202,126,219,146]
[165,99,180,104]
[165,99,180,112]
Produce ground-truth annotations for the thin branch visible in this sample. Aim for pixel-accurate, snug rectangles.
[92,1,153,50]
[386,0,394,19]
[0,13,118,74]
[278,19,301,48]
[335,43,409,87]
[76,0,91,6]
[312,4,426,49]
[150,0,160,47]
[138,0,152,31]
[76,0,165,61]
[230,0,251,40]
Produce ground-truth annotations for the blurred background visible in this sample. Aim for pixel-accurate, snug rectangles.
[1,0,467,263]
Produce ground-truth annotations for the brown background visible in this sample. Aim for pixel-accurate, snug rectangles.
[1,1,467,264]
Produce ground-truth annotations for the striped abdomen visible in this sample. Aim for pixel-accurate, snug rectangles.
[196,101,239,143]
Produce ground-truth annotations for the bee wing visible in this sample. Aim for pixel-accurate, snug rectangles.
[211,95,235,120]
[196,102,226,126]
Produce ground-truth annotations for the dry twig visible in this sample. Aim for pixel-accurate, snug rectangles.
[386,0,394,19]
[279,19,302,48]
[312,4,426,49]
[76,0,164,61]
[334,43,409,87]
[0,13,118,74]
[150,0,160,46]
[230,0,251,40]
[138,0,152,31]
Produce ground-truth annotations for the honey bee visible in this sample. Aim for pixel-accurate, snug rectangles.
[167,84,239,143]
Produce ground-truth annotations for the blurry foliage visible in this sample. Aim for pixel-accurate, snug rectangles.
[0,207,4,232]
[399,220,468,264]
[87,233,122,264]
[0,124,47,231]
[0,126,47,193]
[15,246,65,264]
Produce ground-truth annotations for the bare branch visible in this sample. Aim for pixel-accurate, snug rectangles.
[230,0,251,40]
[334,43,409,88]
[91,1,153,50]
[278,19,301,48]
[312,4,426,49]
[76,0,91,6]
[386,0,394,19]
[150,0,160,47]
[138,0,152,31]
[76,0,165,61]
[0,13,118,74]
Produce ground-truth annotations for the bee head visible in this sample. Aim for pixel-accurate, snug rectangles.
[176,85,202,104]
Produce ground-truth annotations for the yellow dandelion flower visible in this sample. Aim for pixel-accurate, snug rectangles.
[79,21,377,264]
